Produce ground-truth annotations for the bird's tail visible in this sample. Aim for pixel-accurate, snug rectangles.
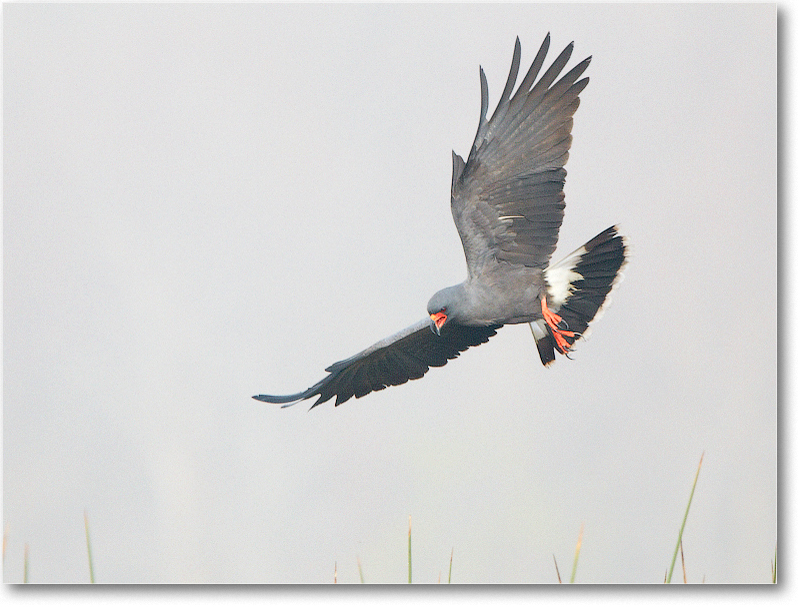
[531,225,629,366]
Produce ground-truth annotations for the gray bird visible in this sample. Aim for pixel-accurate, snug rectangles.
[254,35,628,409]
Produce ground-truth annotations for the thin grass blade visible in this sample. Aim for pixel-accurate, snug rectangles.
[569,523,584,583]
[84,509,95,583]
[23,543,29,583]
[407,515,412,584]
[680,540,687,583]
[667,452,704,583]
[448,547,453,584]
[772,542,777,583]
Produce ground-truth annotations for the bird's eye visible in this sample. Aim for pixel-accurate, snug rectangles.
[440,307,447,313]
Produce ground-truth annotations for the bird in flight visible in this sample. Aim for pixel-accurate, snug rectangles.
[254,35,628,409]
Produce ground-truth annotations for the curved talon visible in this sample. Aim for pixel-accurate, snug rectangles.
[541,297,576,354]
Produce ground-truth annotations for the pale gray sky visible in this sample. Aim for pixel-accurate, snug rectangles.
[4,3,776,585]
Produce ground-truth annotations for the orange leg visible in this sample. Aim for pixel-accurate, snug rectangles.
[541,297,575,354]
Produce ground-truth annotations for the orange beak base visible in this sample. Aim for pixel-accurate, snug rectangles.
[430,311,448,335]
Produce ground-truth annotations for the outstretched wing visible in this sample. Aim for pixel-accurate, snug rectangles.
[451,35,591,275]
[253,320,500,408]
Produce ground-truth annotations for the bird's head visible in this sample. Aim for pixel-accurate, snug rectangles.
[427,285,465,336]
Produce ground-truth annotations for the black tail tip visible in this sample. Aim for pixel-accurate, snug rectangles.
[535,334,557,366]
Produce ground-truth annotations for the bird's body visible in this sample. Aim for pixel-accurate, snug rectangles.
[432,264,547,327]
[254,35,629,409]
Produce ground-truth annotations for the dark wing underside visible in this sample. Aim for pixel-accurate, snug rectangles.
[253,320,500,408]
[451,34,591,274]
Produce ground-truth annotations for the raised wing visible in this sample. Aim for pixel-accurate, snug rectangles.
[253,320,500,408]
[451,35,591,274]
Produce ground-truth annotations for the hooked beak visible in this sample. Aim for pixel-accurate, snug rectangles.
[429,311,447,336]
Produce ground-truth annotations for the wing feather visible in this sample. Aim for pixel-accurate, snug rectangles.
[253,320,500,408]
[452,36,591,274]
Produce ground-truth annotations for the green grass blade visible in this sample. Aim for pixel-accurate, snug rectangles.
[667,452,704,583]
[84,510,95,583]
[407,516,412,584]
[569,523,584,583]
[357,557,364,583]
[448,547,453,584]
[23,543,29,583]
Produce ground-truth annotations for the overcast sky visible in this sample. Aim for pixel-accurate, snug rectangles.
[4,3,776,586]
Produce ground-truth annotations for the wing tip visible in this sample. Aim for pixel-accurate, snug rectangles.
[252,393,305,407]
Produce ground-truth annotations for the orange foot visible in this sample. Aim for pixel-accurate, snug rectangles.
[541,297,575,355]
